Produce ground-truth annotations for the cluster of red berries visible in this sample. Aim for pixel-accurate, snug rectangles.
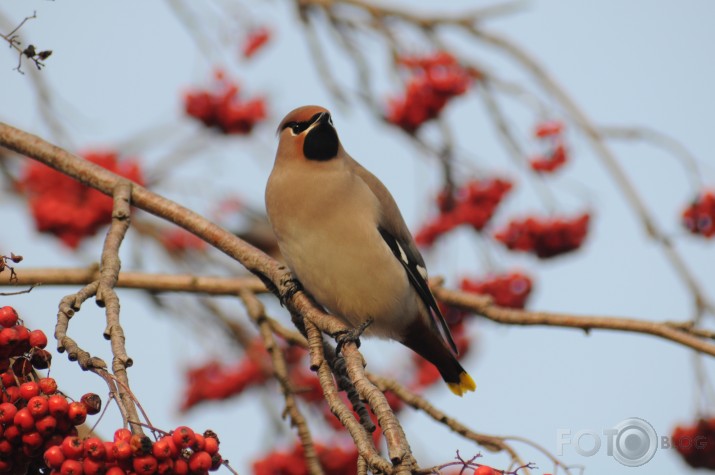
[494,213,590,258]
[682,190,715,238]
[181,359,267,412]
[184,71,267,135]
[387,51,473,133]
[253,442,357,475]
[159,228,207,255]
[20,152,144,249]
[0,305,106,472]
[0,380,101,474]
[415,178,513,247]
[460,271,533,309]
[0,305,52,378]
[43,427,223,475]
[672,418,715,469]
[180,339,305,411]
[242,27,271,58]
[529,121,568,173]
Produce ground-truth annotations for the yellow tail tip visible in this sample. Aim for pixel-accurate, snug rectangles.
[447,372,476,397]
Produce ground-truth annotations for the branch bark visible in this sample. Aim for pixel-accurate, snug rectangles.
[6,268,714,357]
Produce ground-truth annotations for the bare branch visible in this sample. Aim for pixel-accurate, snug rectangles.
[434,286,715,358]
[239,289,324,475]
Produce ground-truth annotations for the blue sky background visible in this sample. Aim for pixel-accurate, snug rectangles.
[1,1,714,474]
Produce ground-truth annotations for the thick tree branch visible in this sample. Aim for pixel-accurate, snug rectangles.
[304,320,392,473]
[433,286,715,357]
[7,268,715,357]
[239,289,324,475]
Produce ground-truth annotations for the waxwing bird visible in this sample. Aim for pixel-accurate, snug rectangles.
[265,105,475,396]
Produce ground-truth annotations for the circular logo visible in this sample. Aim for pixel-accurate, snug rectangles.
[612,418,657,466]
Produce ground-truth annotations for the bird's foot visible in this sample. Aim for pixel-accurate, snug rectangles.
[279,274,303,306]
[333,318,373,355]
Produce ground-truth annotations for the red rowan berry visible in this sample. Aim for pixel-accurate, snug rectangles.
[0,370,15,388]
[0,306,18,327]
[0,328,19,348]
[48,394,70,417]
[82,457,105,475]
[28,329,48,349]
[35,414,57,436]
[173,458,189,475]
[13,407,35,432]
[61,436,84,459]
[67,401,87,425]
[3,385,20,403]
[156,457,175,474]
[172,426,196,449]
[21,431,44,451]
[203,436,219,455]
[27,395,49,418]
[111,440,132,460]
[114,428,132,442]
[84,437,106,460]
[189,450,212,472]
[0,438,11,455]
[475,466,496,475]
[4,430,20,449]
[133,454,158,475]
[103,442,116,463]
[152,438,173,460]
[60,458,83,475]
[44,445,66,469]
[39,377,58,395]
[0,402,17,424]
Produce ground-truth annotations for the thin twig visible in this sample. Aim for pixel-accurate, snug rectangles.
[369,373,533,474]
[0,284,38,296]
[599,125,703,190]
[480,78,557,212]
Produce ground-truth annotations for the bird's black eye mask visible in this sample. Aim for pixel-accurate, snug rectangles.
[280,113,322,136]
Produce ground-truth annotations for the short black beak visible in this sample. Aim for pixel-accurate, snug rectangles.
[316,111,332,126]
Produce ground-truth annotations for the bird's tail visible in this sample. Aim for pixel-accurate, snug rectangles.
[401,318,476,397]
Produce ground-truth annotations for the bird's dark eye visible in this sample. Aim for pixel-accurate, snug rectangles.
[284,121,309,135]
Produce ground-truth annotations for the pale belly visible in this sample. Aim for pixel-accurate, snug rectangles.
[278,225,419,339]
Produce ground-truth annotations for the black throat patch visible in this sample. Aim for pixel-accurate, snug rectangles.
[303,121,339,161]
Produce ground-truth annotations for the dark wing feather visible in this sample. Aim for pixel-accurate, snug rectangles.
[377,228,458,356]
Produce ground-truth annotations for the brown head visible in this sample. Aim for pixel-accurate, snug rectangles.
[276,105,340,162]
